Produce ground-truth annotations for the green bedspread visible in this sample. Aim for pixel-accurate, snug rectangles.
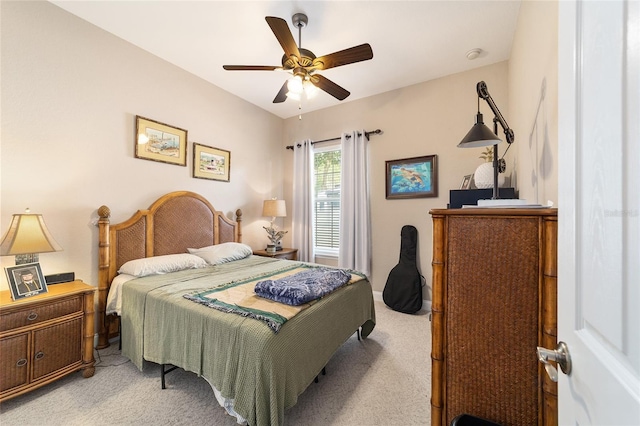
[121,256,376,426]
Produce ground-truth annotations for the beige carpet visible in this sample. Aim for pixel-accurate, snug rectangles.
[0,301,431,425]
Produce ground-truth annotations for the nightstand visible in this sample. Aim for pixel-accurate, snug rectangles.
[253,248,298,261]
[0,280,96,402]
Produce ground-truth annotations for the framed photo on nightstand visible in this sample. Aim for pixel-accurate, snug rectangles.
[5,262,48,300]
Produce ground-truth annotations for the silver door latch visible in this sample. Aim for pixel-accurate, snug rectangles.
[537,341,572,382]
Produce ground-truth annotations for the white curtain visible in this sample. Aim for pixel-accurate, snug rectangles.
[339,130,371,277]
[292,139,314,262]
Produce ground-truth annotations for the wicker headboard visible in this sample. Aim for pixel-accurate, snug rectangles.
[95,191,242,348]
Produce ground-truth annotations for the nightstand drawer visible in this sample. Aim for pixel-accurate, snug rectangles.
[0,296,82,332]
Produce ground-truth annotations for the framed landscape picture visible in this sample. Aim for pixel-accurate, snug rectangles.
[193,143,231,182]
[385,154,438,199]
[135,115,187,166]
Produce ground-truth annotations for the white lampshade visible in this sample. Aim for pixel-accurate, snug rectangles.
[0,213,63,256]
[287,76,304,95]
[303,80,319,99]
[262,199,287,218]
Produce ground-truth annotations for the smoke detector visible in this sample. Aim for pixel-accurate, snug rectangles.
[466,48,482,60]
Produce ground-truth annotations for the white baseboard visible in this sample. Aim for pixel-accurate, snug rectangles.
[372,290,431,313]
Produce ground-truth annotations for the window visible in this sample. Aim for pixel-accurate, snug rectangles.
[313,144,341,256]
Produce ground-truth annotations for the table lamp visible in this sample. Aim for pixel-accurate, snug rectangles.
[458,81,514,199]
[262,199,287,252]
[0,209,63,264]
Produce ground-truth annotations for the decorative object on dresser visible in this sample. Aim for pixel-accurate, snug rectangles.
[192,143,231,182]
[4,263,47,300]
[262,198,287,251]
[459,174,473,190]
[474,147,507,189]
[385,154,438,199]
[458,81,514,199]
[134,115,187,166]
[253,247,298,261]
[0,209,63,265]
[0,280,95,402]
[429,208,557,425]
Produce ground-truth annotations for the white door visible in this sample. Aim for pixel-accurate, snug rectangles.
[557,0,640,424]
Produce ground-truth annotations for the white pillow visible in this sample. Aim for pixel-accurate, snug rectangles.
[188,242,253,265]
[118,253,207,277]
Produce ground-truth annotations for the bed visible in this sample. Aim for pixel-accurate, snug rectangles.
[95,191,376,426]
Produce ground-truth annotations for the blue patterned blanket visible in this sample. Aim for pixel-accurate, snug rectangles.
[254,268,352,306]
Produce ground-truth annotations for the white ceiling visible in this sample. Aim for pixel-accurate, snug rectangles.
[50,1,521,119]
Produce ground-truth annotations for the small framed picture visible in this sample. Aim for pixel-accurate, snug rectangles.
[193,143,231,182]
[135,115,187,166]
[460,174,473,189]
[5,263,48,300]
[385,154,438,199]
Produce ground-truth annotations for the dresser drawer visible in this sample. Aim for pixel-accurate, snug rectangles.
[0,296,82,332]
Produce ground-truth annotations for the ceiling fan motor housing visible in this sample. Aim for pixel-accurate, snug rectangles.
[282,48,316,69]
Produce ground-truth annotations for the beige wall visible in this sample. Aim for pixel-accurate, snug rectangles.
[0,1,284,290]
[1,1,558,300]
[283,62,510,295]
[509,0,559,205]
[281,0,559,296]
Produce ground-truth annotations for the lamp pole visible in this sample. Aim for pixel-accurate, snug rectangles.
[493,119,500,199]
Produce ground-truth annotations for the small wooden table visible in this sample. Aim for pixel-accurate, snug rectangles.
[0,280,95,402]
[253,248,298,261]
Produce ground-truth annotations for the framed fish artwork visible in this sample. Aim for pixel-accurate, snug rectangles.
[385,155,438,199]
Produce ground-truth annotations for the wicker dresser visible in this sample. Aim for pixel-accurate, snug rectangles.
[0,280,95,401]
[429,208,557,426]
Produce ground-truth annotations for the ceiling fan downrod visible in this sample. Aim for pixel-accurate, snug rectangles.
[292,13,308,48]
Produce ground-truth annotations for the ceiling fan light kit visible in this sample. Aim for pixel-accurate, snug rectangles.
[223,13,373,104]
[287,75,304,94]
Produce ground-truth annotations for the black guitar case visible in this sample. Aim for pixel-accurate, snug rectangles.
[383,225,423,314]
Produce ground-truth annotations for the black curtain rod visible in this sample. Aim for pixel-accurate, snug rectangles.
[286,129,382,150]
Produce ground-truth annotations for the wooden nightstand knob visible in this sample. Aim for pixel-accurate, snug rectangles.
[34,351,45,360]
[16,359,27,367]
[27,312,38,321]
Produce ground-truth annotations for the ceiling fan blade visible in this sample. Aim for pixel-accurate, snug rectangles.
[265,16,301,60]
[223,65,280,71]
[273,81,289,103]
[312,44,373,70]
[310,74,350,101]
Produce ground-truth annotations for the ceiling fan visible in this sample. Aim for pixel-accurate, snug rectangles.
[223,13,374,103]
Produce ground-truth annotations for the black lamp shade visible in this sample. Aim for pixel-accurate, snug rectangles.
[458,113,502,148]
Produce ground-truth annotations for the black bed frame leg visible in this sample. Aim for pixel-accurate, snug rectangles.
[161,364,179,389]
[357,328,361,341]
[314,367,327,384]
